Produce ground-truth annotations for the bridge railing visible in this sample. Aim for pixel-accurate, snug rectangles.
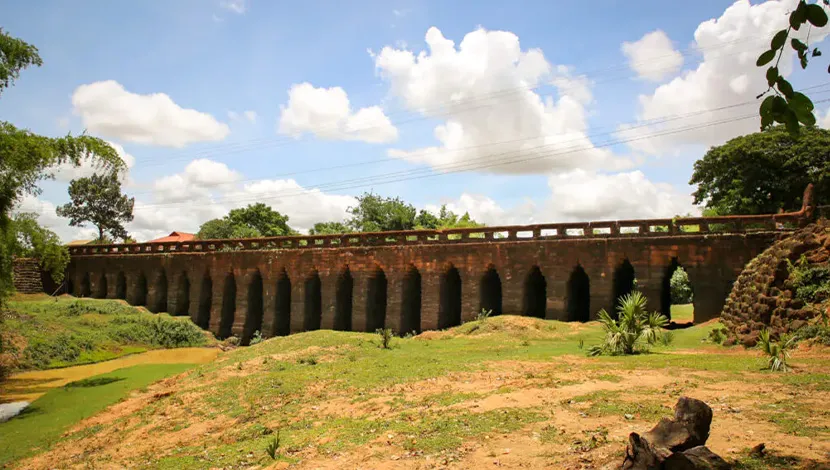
[67,210,807,256]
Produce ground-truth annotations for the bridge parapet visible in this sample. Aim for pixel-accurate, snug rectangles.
[68,212,805,256]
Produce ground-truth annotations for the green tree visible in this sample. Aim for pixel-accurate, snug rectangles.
[690,125,830,215]
[0,29,124,303]
[670,267,693,305]
[415,205,484,230]
[56,173,135,242]
[197,203,296,239]
[9,212,69,283]
[347,192,418,232]
[756,1,829,135]
[308,221,350,235]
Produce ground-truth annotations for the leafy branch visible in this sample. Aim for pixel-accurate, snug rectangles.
[757,0,828,135]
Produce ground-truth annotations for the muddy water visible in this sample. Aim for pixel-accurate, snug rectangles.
[0,348,219,403]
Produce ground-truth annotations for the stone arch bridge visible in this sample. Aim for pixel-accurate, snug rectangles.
[66,210,811,345]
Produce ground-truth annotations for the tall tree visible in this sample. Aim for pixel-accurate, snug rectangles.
[308,221,350,235]
[346,192,418,232]
[690,125,829,215]
[197,203,296,239]
[0,29,124,303]
[56,173,135,242]
[9,212,69,283]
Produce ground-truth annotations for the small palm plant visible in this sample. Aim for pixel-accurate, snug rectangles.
[588,291,668,356]
[758,329,796,372]
[376,328,393,349]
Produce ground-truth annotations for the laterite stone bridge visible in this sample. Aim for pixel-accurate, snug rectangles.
[66,205,813,345]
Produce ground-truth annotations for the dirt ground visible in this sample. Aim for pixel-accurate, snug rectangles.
[16,344,830,470]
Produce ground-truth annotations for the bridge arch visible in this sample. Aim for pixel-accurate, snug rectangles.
[334,266,353,331]
[150,270,168,313]
[95,271,107,298]
[242,270,264,345]
[365,265,388,332]
[219,272,236,339]
[134,272,147,306]
[612,258,636,314]
[439,264,462,329]
[523,266,546,319]
[661,257,692,321]
[567,265,590,322]
[479,264,502,316]
[400,264,421,334]
[273,268,291,336]
[174,271,190,316]
[303,269,322,331]
[115,272,127,300]
[196,272,212,330]
[79,272,91,297]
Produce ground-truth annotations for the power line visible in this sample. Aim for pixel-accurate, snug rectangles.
[120,84,830,198]
[123,34,770,169]
[117,102,830,212]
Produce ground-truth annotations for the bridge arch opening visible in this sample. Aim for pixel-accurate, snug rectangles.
[196,272,212,330]
[334,266,354,331]
[612,258,636,314]
[567,265,590,322]
[134,272,147,306]
[115,272,127,300]
[400,264,421,335]
[366,265,388,332]
[174,272,190,316]
[523,266,546,319]
[219,272,236,339]
[151,270,168,313]
[273,269,291,336]
[304,270,322,331]
[661,257,692,321]
[80,272,91,297]
[480,265,503,316]
[65,278,73,296]
[242,270,264,345]
[439,265,462,329]
[95,272,107,298]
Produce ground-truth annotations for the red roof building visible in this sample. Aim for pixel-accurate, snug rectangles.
[148,231,196,243]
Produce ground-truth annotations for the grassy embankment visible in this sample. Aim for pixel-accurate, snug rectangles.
[4,308,826,470]
[1,295,211,371]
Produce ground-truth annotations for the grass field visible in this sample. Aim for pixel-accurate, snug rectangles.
[0,295,211,371]
[670,303,694,323]
[0,363,199,466]
[6,314,827,469]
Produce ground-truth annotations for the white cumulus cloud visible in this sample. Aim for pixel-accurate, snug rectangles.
[374,27,629,175]
[72,80,230,148]
[621,30,684,82]
[278,83,398,144]
[624,0,829,156]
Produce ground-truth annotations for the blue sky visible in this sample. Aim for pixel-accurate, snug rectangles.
[2,0,829,241]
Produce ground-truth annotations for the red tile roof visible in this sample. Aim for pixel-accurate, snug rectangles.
[148,231,196,243]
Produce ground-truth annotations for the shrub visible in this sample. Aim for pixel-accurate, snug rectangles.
[758,329,796,372]
[265,429,281,460]
[376,328,393,349]
[109,315,205,348]
[793,322,830,346]
[708,326,728,344]
[249,330,263,346]
[670,267,693,304]
[588,292,668,356]
[788,255,830,303]
[476,308,492,322]
[660,331,675,347]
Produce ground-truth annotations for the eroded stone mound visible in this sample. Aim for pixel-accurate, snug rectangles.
[720,220,829,347]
